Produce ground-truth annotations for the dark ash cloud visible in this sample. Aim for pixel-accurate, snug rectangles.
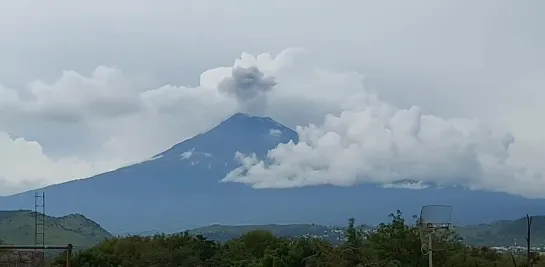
[218,66,277,116]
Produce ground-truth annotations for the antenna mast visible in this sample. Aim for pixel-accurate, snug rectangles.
[34,192,46,248]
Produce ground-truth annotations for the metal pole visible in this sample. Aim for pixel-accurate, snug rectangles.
[428,233,433,267]
[66,244,73,267]
[34,192,37,247]
[42,192,46,249]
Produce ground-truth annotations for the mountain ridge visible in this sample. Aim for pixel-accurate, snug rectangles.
[0,209,112,247]
[1,113,544,234]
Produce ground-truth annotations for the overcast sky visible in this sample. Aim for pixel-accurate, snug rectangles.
[0,0,543,196]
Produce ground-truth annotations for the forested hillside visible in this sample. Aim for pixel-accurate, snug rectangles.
[188,223,352,244]
[51,211,544,267]
[188,215,545,248]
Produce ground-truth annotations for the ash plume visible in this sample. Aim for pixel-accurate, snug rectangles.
[218,66,277,116]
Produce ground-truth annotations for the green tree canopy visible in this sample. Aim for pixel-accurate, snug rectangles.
[51,211,541,267]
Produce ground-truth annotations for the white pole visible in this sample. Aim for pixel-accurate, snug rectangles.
[428,233,433,267]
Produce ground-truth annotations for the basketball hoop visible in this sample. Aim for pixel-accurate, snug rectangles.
[419,205,453,267]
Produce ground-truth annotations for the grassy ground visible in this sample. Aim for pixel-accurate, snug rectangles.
[0,210,112,249]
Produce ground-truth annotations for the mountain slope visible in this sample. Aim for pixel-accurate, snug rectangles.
[0,210,112,247]
[458,215,545,247]
[1,113,545,234]
[0,113,300,233]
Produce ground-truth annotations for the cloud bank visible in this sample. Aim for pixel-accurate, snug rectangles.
[0,47,544,197]
[0,132,126,194]
[0,0,542,197]
[0,48,317,195]
[219,52,545,197]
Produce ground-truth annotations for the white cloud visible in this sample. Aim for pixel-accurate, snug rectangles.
[0,0,543,197]
[0,132,125,194]
[382,181,430,190]
[0,67,143,124]
[0,47,317,195]
[222,96,545,196]
[1,47,544,197]
[220,52,545,197]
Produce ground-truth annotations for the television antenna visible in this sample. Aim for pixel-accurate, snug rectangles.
[418,205,453,267]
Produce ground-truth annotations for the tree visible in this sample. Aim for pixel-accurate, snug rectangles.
[363,210,425,265]
[52,210,543,267]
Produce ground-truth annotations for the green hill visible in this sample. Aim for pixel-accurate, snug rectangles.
[3,208,542,248]
[187,215,545,247]
[0,210,112,248]
[457,215,545,247]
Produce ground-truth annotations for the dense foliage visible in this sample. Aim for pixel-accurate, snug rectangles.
[52,211,543,267]
[187,223,351,244]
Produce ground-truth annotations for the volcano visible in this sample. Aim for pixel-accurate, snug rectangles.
[1,113,544,234]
